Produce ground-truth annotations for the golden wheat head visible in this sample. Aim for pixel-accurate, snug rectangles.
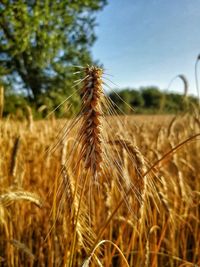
[79,66,104,177]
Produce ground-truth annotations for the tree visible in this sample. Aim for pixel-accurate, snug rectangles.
[130,89,144,108]
[164,93,184,112]
[109,88,133,114]
[141,87,162,109]
[0,0,107,101]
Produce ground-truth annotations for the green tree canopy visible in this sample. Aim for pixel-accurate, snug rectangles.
[108,87,197,115]
[141,87,162,109]
[109,88,134,114]
[130,89,144,107]
[0,0,107,101]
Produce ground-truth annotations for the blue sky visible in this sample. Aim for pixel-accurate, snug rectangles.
[92,0,200,96]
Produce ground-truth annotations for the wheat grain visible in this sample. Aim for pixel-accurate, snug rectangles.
[79,66,104,177]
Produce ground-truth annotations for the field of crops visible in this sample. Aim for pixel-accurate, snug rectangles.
[1,1,200,265]
[0,109,199,266]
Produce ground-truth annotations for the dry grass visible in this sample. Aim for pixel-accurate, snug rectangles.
[0,67,200,266]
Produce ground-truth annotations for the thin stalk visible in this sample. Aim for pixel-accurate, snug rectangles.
[68,170,90,267]
[195,54,200,106]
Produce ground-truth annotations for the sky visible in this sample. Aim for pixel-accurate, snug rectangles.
[91,0,200,96]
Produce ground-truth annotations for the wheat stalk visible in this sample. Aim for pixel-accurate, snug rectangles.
[9,136,20,178]
[26,105,33,131]
[195,54,200,106]
[0,85,4,119]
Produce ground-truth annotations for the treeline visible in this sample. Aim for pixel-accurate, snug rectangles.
[109,87,197,114]
[2,86,198,119]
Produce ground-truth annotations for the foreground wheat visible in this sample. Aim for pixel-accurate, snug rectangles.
[79,66,104,177]
[0,104,199,266]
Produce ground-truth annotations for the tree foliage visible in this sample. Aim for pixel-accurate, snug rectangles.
[109,87,197,115]
[141,87,162,109]
[0,0,107,101]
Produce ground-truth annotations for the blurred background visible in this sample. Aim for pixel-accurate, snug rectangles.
[0,0,199,118]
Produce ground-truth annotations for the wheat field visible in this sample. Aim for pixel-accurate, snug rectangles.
[0,114,199,266]
[0,67,200,267]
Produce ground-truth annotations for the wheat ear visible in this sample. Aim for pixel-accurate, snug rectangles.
[0,191,42,208]
[178,75,188,98]
[79,66,103,177]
